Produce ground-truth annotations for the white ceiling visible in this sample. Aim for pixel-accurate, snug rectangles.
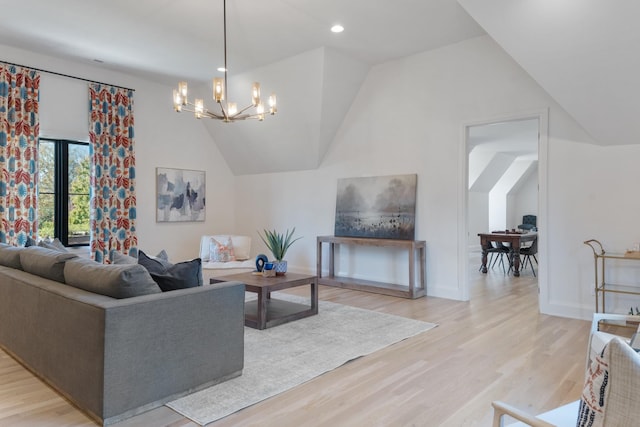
[2,1,637,173]
[458,0,640,147]
[0,0,485,85]
[468,119,539,161]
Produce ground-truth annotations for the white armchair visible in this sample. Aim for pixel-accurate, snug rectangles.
[199,235,255,282]
[492,314,640,427]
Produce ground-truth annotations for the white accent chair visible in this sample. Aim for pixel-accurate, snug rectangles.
[492,313,640,427]
[199,235,255,283]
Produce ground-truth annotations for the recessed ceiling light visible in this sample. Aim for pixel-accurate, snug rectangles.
[217,67,227,72]
[331,24,344,33]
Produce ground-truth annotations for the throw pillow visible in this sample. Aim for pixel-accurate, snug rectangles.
[209,237,236,262]
[138,250,203,291]
[138,250,168,275]
[577,337,640,427]
[38,238,68,252]
[577,344,610,427]
[112,251,138,265]
[156,249,169,261]
[151,249,173,269]
[24,236,37,247]
[150,258,203,292]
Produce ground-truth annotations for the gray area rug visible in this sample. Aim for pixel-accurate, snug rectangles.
[166,293,436,426]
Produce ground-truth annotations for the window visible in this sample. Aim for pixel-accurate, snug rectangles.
[38,138,91,246]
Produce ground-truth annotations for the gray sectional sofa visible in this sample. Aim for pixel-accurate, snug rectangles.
[0,244,245,425]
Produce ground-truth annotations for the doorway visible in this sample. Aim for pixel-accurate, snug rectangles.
[458,110,549,303]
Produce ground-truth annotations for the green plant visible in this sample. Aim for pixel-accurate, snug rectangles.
[259,227,302,261]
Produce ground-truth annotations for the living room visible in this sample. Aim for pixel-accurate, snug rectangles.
[2,1,640,426]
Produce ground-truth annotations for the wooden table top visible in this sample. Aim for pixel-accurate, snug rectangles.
[210,271,316,288]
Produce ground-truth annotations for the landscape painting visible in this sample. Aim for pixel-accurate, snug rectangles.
[156,168,206,222]
[334,174,417,240]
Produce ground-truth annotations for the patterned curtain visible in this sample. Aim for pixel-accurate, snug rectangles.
[88,83,137,263]
[0,64,40,245]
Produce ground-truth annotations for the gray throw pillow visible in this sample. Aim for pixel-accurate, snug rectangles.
[38,238,68,252]
[139,250,203,291]
[20,246,78,282]
[0,244,24,270]
[138,250,167,275]
[64,257,162,299]
[150,258,203,291]
[156,249,169,261]
[112,251,138,265]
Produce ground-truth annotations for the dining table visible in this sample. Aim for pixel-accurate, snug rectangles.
[478,231,537,277]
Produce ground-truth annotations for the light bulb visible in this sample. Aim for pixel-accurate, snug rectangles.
[213,78,224,102]
[195,98,204,119]
[228,102,237,116]
[251,82,261,106]
[269,93,277,115]
[178,81,188,104]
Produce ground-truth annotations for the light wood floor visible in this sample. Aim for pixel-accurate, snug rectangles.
[0,262,591,427]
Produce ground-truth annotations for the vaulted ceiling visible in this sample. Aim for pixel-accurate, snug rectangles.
[0,1,636,174]
[458,0,640,147]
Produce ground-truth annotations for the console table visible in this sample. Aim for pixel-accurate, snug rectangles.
[316,235,426,299]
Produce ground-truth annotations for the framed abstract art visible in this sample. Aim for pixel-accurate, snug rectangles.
[156,167,206,222]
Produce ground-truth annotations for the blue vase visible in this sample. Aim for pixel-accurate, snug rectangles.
[274,260,287,276]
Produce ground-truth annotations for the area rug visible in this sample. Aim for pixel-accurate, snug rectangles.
[166,293,436,425]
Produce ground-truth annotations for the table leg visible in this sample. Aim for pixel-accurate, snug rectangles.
[257,289,268,330]
[480,237,488,273]
[512,247,521,277]
[310,277,318,314]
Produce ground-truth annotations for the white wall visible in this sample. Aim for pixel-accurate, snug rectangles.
[234,35,596,302]
[468,191,489,251]
[551,141,640,317]
[1,44,237,261]
[6,35,639,319]
[507,169,538,229]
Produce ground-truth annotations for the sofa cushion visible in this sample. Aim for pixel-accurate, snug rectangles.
[0,244,24,270]
[64,257,162,298]
[20,246,78,283]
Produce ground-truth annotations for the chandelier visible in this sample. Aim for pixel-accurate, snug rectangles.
[172,0,277,122]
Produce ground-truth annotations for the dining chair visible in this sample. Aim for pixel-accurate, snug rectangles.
[518,236,538,277]
[518,215,537,231]
[480,241,511,273]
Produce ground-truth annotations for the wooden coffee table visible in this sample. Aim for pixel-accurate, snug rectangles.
[210,272,318,330]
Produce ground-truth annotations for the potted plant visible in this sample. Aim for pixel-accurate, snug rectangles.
[258,227,302,275]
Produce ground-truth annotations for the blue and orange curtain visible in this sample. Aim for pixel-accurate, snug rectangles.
[0,64,39,246]
[88,83,138,263]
